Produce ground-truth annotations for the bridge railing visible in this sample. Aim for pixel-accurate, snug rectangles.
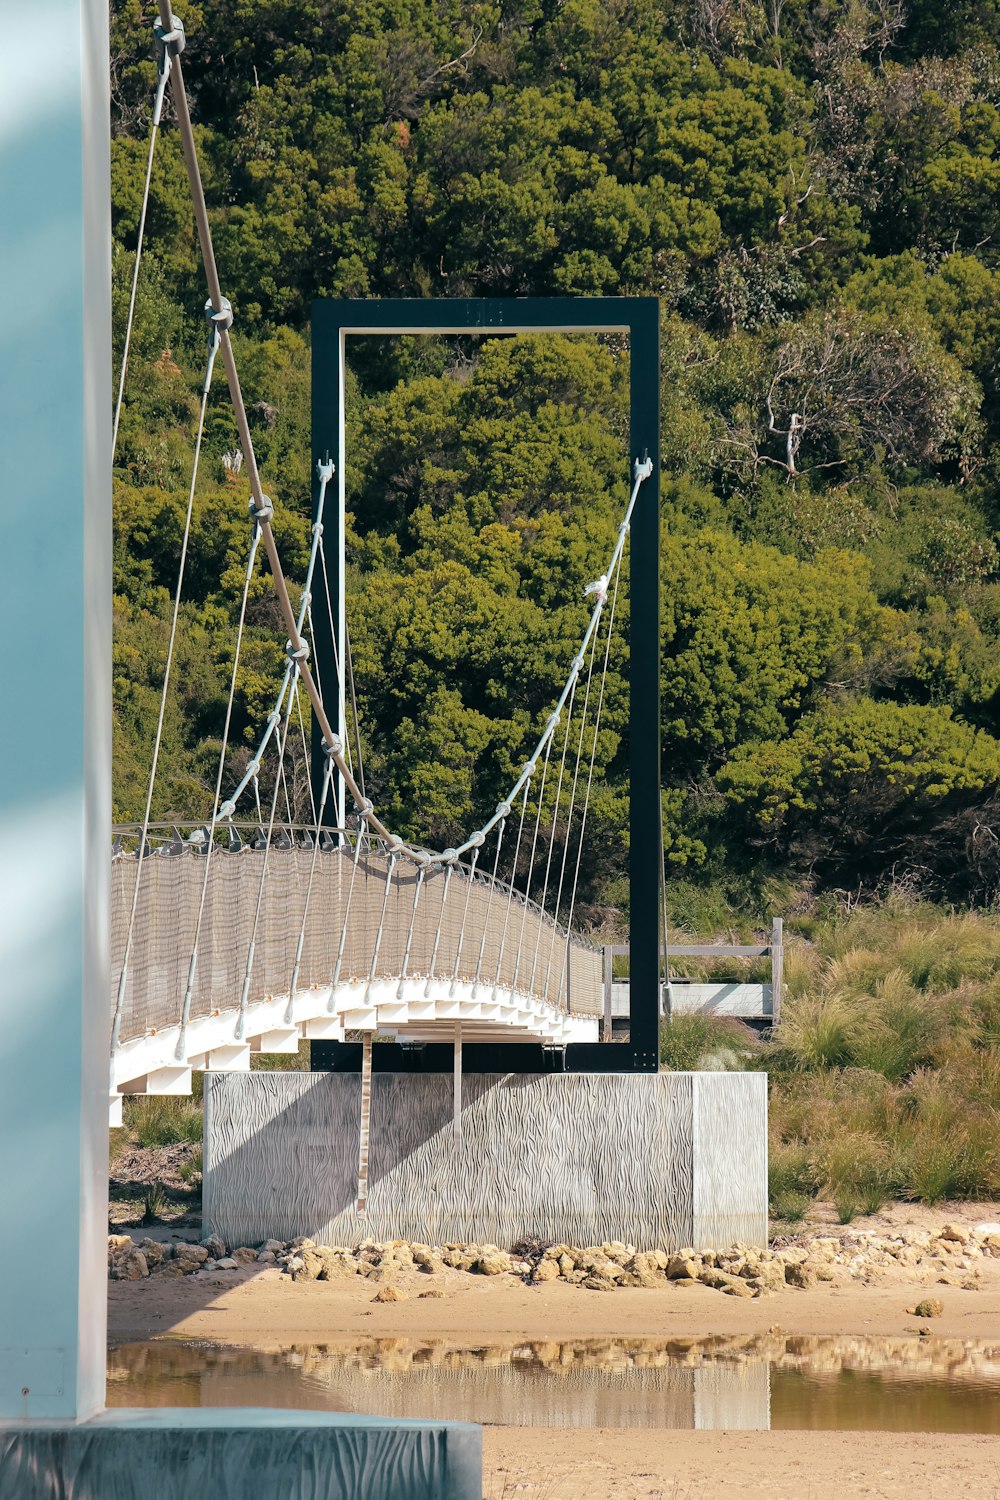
[111,826,603,1045]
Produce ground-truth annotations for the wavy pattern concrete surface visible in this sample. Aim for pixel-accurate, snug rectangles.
[204,1071,767,1251]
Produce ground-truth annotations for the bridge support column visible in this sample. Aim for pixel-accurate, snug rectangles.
[0,16,482,1500]
[0,0,112,1423]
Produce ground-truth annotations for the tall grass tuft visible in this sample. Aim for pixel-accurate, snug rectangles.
[659,1014,759,1072]
[764,903,1000,1210]
[125,1095,203,1148]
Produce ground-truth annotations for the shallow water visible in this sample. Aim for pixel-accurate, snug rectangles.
[107,1334,1000,1431]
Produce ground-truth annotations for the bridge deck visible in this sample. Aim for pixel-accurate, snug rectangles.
[111,846,601,1107]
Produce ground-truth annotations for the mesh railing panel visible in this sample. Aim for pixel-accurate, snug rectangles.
[111,845,602,1043]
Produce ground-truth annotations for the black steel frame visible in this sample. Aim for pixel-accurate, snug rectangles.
[310,297,660,1073]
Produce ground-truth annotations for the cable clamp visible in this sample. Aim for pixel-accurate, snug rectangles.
[523,760,537,777]
[285,639,310,663]
[153,14,185,59]
[317,458,335,483]
[267,709,281,727]
[547,711,561,734]
[385,834,403,852]
[356,798,374,816]
[249,494,274,523]
[413,850,431,868]
[443,847,459,864]
[205,295,234,332]
[322,734,343,757]
[248,758,262,777]
[571,653,585,679]
[496,801,512,819]
[618,519,630,536]
[311,520,324,537]
[469,831,486,849]
[218,800,236,820]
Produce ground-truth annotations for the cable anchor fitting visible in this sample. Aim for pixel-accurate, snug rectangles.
[634,455,653,481]
[317,458,335,483]
[285,639,310,663]
[355,798,374,817]
[249,494,274,523]
[205,295,234,333]
[322,734,343,757]
[153,14,185,62]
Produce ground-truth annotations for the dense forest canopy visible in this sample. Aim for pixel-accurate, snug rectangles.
[110,0,1000,926]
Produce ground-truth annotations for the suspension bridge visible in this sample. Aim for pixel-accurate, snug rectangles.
[108,7,659,1162]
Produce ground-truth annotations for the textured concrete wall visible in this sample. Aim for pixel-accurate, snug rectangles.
[204,1071,767,1251]
[0,1410,481,1500]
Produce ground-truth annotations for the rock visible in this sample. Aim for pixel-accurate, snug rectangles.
[532,1258,560,1283]
[215,1257,238,1270]
[285,1255,304,1275]
[719,1275,754,1298]
[137,1239,165,1268]
[108,1234,133,1257]
[290,1237,316,1250]
[232,1247,258,1266]
[372,1285,407,1303]
[475,1251,512,1276]
[982,1235,1000,1257]
[697,1268,728,1289]
[809,1238,840,1261]
[110,1250,148,1281]
[776,1247,809,1267]
[557,1253,575,1278]
[784,1262,817,1289]
[667,1256,700,1281]
[419,1289,444,1299]
[940,1223,969,1245]
[202,1235,226,1260]
[256,1250,276,1264]
[291,1248,345,1282]
[174,1243,209,1265]
[258,1238,284,1253]
[671,1277,698,1289]
[581,1275,616,1291]
[974,1222,1000,1237]
[912,1298,944,1318]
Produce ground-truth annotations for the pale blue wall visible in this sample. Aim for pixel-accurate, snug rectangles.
[0,0,111,1420]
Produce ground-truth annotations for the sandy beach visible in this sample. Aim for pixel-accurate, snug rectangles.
[107,1201,1000,1497]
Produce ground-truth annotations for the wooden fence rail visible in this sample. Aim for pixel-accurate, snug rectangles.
[601,917,784,1041]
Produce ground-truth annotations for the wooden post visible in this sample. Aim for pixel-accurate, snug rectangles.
[771,917,784,1027]
[602,946,613,1041]
[356,1032,372,1213]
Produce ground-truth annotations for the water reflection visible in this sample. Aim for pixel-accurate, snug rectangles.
[107,1334,1000,1433]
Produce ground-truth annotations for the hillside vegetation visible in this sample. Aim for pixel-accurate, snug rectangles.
[110,0,1000,922]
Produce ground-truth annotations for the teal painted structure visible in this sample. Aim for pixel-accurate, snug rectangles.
[0,0,112,1421]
